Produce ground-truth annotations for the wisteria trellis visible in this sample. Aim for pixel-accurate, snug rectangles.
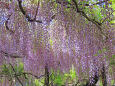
[0,0,115,85]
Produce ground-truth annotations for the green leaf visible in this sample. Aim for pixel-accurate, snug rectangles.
[67,0,71,2]
[111,80,115,85]
[64,73,69,77]
[94,54,98,56]
[112,54,115,58]
[2,64,9,75]
[49,38,53,46]
[34,79,39,86]
[69,65,76,80]
[31,0,40,4]
[102,48,107,52]
[98,50,102,54]
[110,20,115,24]
[52,71,64,86]
[0,79,3,84]
[111,0,115,4]
[93,5,102,21]
[99,80,103,86]
[18,62,24,73]
[109,55,115,65]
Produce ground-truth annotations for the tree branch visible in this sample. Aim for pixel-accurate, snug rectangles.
[72,0,109,40]
[9,63,23,86]
[34,1,40,20]
[23,72,45,79]
[55,0,72,6]
[72,0,101,26]
[83,0,109,6]
[5,14,14,33]
[0,50,22,58]
[17,0,42,23]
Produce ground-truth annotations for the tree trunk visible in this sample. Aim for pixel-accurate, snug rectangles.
[101,64,107,86]
[85,72,99,86]
[44,65,49,86]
